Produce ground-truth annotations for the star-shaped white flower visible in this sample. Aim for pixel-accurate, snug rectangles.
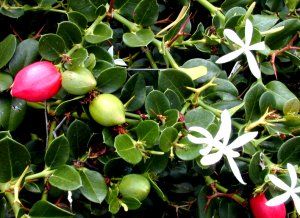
[266,163,300,214]
[188,110,258,185]
[108,46,127,67]
[216,19,265,79]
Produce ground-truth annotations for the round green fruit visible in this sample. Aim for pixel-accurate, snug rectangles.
[62,67,96,95]
[89,94,125,127]
[119,174,151,201]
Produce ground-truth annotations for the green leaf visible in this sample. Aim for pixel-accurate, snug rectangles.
[278,136,300,165]
[265,19,300,49]
[221,0,252,12]
[39,34,67,61]
[175,137,201,161]
[115,0,141,19]
[45,135,70,169]
[158,69,194,102]
[57,21,82,48]
[197,186,215,218]
[252,15,279,32]
[266,81,299,111]
[0,198,6,218]
[49,165,82,191]
[29,200,74,218]
[259,91,276,114]
[0,97,27,131]
[133,0,159,26]
[109,196,121,214]
[65,48,88,68]
[164,89,183,110]
[244,82,265,122]
[97,67,127,93]
[54,96,84,116]
[0,137,30,183]
[135,120,160,147]
[147,174,168,202]
[123,197,142,210]
[67,120,91,158]
[145,90,170,118]
[163,109,179,128]
[249,152,268,185]
[0,34,17,69]
[9,38,39,76]
[123,29,154,47]
[120,74,146,111]
[85,23,113,44]
[283,98,300,115]
[0,131,11,140]
[204,78,239,97]
[0,7,24,18]
[159,127,178,152]
[185,108,215,129]
[69,0,97,22]
[219,199,240,218]
[285,0,299,11]
[67,11,88,30]
[114,134,142,164]
[0,73,13,92]
[79,168,107,203]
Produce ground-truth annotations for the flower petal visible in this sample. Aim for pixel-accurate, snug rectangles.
[228,131,258,150]
[245,50,261,79]
[215,110,232,145]
[245,19,253,46]
[215,49,244,64]
[108,46,114,56]
[249,42,266,51]
[266,192,290,206]
[223,29,244,47]
[227,156,246,185]
[200,151,223,166]
[199,145,213,155]
[268,174,290,191]
[287,163,298,189]
[294,186,300,193]
[114,59,127,66]
[225,149,240,158]
[291,193,300,214]
[189,127,213,139]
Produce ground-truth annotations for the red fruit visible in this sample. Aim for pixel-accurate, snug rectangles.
[250,193,286,218]
[11,61,61,102]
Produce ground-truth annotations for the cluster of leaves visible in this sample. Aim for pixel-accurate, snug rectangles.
[0,0,300,217]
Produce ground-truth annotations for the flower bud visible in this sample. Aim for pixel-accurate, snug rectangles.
[11,61,61,102]
[89,94,125,127]
[250,193,286,218]
[62,67,96,95]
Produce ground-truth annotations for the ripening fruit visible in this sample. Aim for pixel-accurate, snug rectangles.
[250,193,286,218]
[119,174,151,201]
[11,61,61,102]
[89,94,125,127]
[62,67,96,95]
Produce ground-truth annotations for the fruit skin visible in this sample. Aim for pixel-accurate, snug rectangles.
[119,174,151,201]
[11,61,61,102]
[89,94,125,127]
[250,193,286,218]
[62,67,96,95]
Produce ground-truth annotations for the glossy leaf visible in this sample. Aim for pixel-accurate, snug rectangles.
[97,67,127,93]
[49,165,82,191]
[57,21,82,48]
[29,200,74,217]
[278,136,300,165]
[0,137,30,183]
[159,127,178,152]
[0,34,17,69]
[45,135,70,169]
[9,38,39,76]
[85,23,113,44]
[185,108,215,129]
[145,90,170,118]
[123,29,154,47]
[135,120,160,147]
[133,0,159,26]
[249,152,268,185]
[114,134,142,164]
[0,73,13,92]
[39,34,67,61]
[79,168,108,203]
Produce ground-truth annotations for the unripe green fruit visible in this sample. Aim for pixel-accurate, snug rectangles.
[62,67,96,95]
[119,174,151,201]
[89,94,125,127]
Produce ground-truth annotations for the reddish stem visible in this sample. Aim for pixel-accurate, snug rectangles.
[270,34,300,79]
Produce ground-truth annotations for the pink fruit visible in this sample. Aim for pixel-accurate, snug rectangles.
[11,61,61,102]
[250,193,286,218]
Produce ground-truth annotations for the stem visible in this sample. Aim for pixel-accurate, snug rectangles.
[125,112,142,120]
[85,14,106,35]
[198,100,221,116]
[142,47,158,69]
[14,166,29,204]
[165,49,179,68]
[236,156,251,163]
[112,11,139,32]
[44,102,49,149]
[195,0,225,23]
[4,192,21,217]
[25,168,55,182]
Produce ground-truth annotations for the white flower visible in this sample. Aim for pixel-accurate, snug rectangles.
[216,19,265,79]
[266,163,300,214]
[108,46,127,66]
[188,110,258,185]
